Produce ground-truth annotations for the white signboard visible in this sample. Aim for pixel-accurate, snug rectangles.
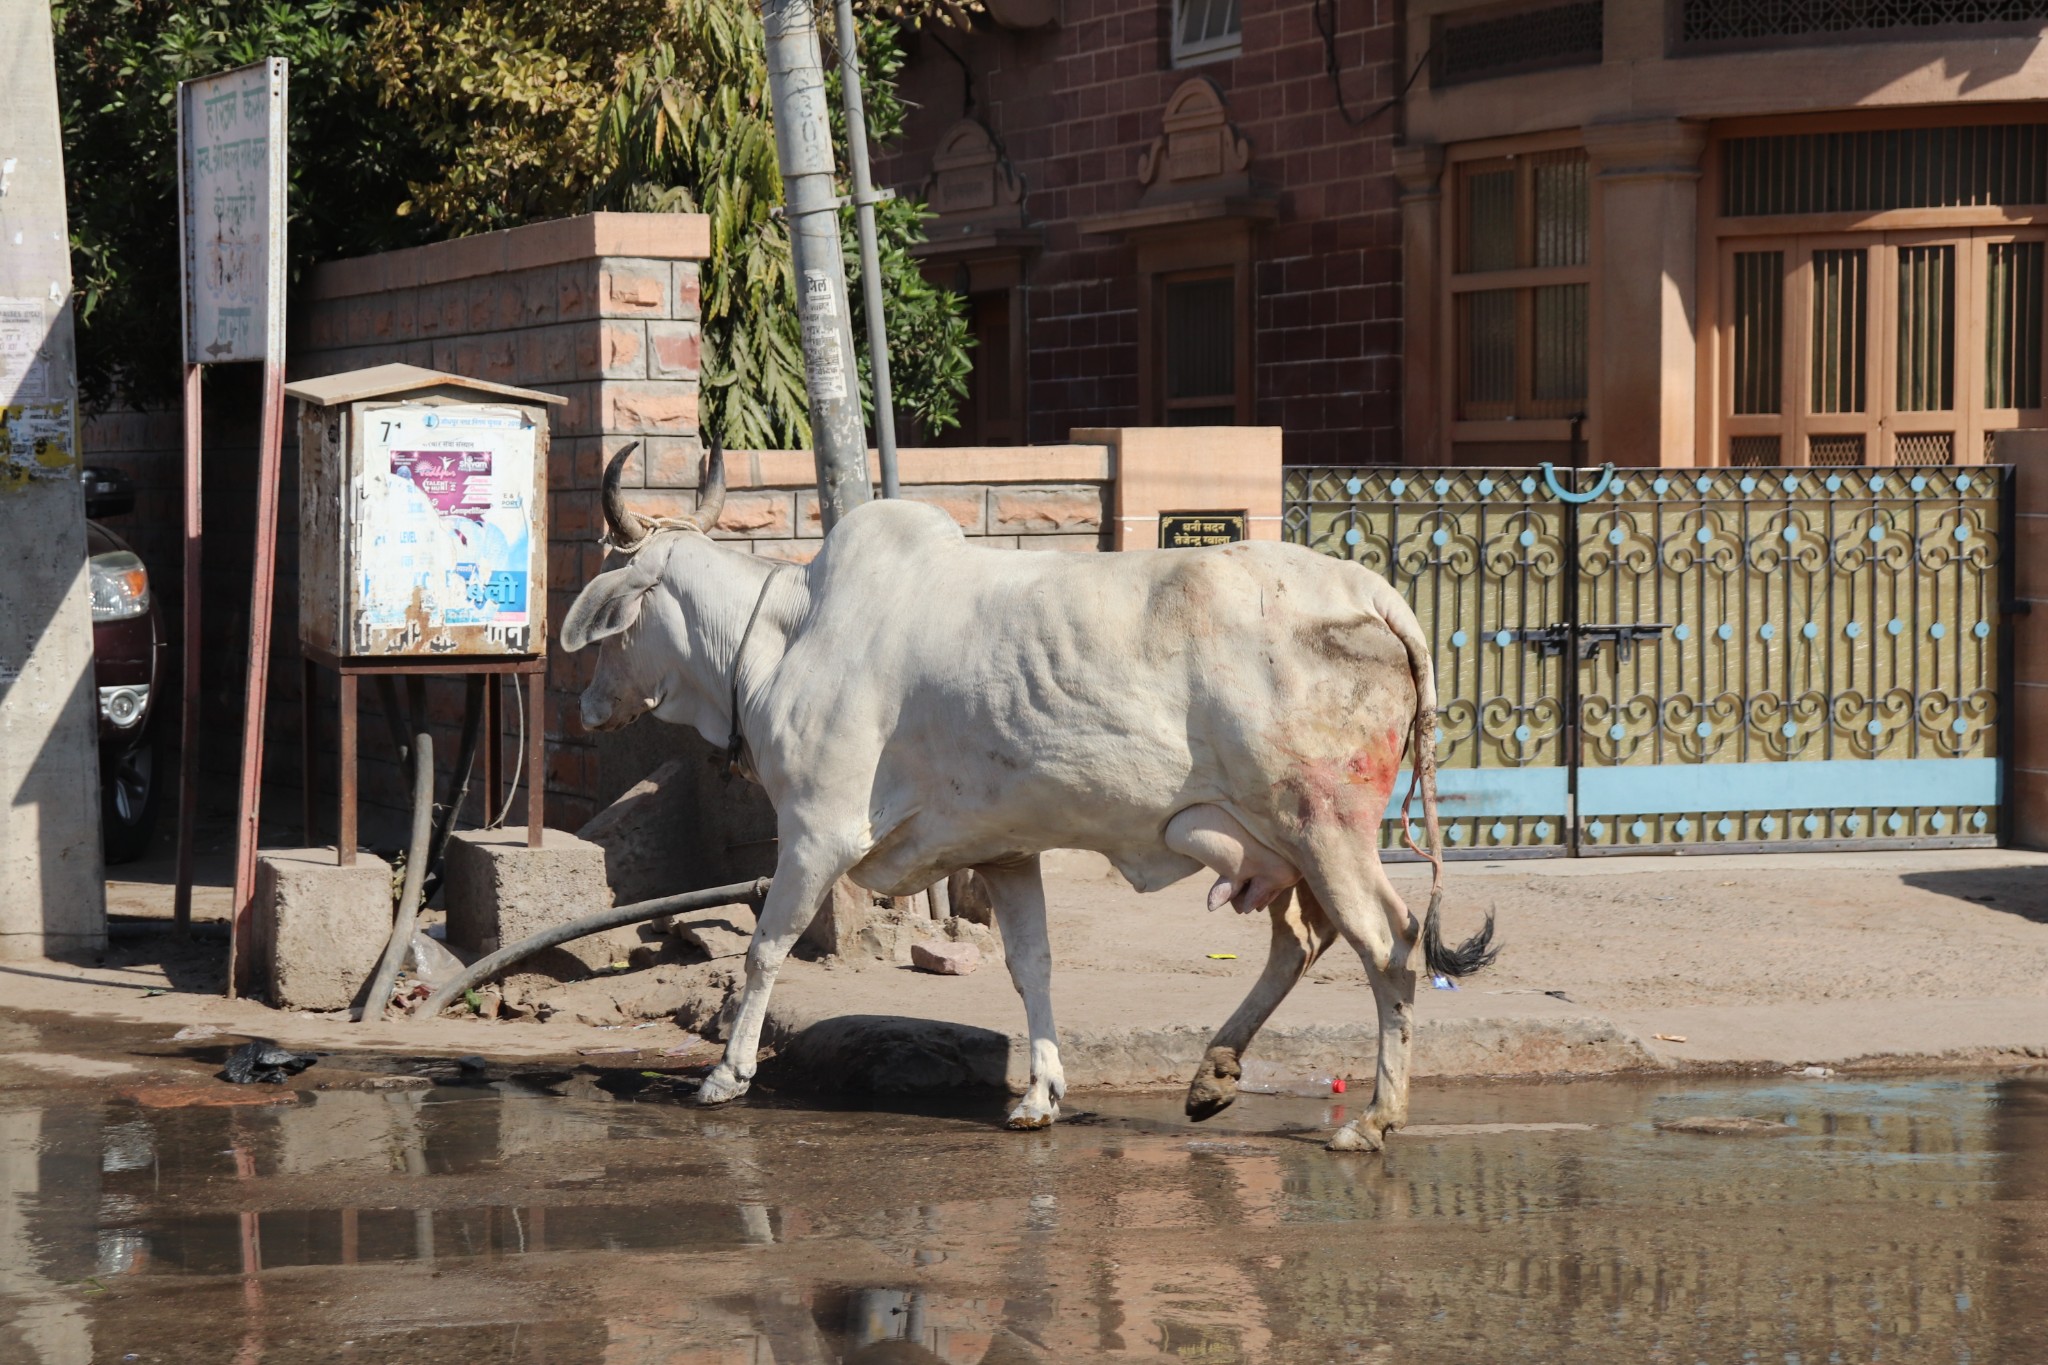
[352,405,540,654]
[177,59,286,365]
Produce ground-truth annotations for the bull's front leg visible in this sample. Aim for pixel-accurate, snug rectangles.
[977,856,1066,1130]
[698,837,851,1106]
[1186,887,1339,1120]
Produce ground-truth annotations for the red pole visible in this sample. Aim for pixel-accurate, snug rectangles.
[227,357,287,995]
[172,363,203,936]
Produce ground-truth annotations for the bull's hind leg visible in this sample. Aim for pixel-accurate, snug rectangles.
[1300,853,1424,1153]
[977,856,1066,1130]
[1185,887,1341,1120]
[698,836,853,1106]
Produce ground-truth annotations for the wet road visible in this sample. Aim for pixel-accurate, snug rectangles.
[1,1043,2045,1364]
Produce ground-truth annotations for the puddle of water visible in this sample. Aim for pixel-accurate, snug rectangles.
[0,1069,2044,1363]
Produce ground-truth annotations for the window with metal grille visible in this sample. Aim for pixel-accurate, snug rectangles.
[1454,148,1591,420]
[1723,125,2048,217]
[1437,1,1603,85]
[1810,249,1868,414]
[1987,241,2043,409]
[1172,0,1241,65]
[1162,274,1239,425]
[1682,0,2048,48]
[1732,251,1784,415]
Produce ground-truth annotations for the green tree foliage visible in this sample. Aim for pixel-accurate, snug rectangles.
[54,0,433,409]
[369,0,971,446]
[56,0,970,446]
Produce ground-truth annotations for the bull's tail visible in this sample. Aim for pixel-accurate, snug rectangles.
[1371,581,1499,980]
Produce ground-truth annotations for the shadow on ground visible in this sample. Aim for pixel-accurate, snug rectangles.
[1899,866,2048,923]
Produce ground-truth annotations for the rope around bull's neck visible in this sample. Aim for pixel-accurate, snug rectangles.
[725,564,793,779]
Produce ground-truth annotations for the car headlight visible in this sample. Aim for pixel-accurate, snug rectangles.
[99,684,149,729]
[89,550,150,622]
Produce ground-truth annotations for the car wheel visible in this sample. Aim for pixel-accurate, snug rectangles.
[101,729,161,865]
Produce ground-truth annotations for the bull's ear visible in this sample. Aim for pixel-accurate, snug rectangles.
[560,563,656,652]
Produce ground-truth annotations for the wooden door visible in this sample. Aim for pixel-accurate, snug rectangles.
[1719,229,2048,465]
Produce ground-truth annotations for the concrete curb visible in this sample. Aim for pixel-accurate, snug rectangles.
[756,1006,1660,1094]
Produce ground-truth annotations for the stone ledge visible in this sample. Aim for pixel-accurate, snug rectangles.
[309,213,712,300]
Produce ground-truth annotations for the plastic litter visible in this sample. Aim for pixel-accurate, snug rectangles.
[1796,1065,1834,1078]
[1206,953,1237,960]
[406,929,467,992]
[217,1040,319,1085]
[1237,1059,1344,1096]
[1431,974,1457,990]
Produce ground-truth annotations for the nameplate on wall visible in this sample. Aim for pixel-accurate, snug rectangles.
[1159,510,1248,548]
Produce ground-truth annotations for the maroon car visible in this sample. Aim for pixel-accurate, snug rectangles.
[82,467,165,863]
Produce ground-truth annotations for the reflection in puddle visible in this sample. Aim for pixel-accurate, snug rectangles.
[0,1072,2043,1362]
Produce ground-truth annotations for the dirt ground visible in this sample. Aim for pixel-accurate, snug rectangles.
[19,844,2048,1090]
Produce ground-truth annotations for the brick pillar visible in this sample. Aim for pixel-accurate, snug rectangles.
[1585,119,1707,469]
[297,212,710,833]
[1394,143,1445,465]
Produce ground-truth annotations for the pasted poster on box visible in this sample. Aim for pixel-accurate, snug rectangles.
[354,405,536,653]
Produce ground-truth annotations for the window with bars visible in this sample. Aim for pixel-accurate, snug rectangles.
[1161,273,1239,425]
[1454,148,1591,421]
[1987,241,2043,409]
[1682,0,2048,48]
[1436,1,1604,85]
[1172,0,1241,65]
[1723,125,2048,217]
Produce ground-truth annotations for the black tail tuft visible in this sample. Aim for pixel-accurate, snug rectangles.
[1422,891,1500,979]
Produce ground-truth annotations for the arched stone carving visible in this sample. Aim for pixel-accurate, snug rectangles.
[924,119,1027,228]
[1137,78,1254,196]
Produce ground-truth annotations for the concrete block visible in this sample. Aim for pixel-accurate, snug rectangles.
[444,828,632,992]
[575,759,698,907]
[254,848,394,1012]
[802,878,869,958]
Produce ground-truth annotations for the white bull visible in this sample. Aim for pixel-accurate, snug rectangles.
[562,444,1497,1150]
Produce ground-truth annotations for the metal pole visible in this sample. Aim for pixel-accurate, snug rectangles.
[762,0,873,530]
[172,362,203,934]
[831,0,899,498]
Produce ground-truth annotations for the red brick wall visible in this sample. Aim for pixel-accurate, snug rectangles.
[877,0,1405,463]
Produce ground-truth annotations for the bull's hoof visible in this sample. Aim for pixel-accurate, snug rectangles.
[1005,1097,1058,1130]
[1325,1120,1386,1153]
[1185,1047,1241,1122]
[1185,1076,1238,1121]
[695,1065,751,1106]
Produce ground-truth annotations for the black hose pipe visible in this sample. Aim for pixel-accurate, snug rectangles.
[420,674,486,904]
[361,732,435,1022]
[417,878,773,1019]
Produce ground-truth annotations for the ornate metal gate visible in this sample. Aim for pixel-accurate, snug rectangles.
[1284,464,2008,857]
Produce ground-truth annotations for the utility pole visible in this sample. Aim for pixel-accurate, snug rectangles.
[762,0,872,531]
[0,0,108,959]
[832,0,900,498]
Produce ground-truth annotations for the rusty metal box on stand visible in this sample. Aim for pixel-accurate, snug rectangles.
[288,363,565,659]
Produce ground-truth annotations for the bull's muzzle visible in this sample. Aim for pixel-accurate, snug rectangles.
[579,689,652,733]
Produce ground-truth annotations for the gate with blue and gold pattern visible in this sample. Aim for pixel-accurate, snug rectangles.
[1283,464,2008,856]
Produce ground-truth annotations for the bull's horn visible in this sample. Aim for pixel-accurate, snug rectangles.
[694,434,726,531]
[602,442,650,549]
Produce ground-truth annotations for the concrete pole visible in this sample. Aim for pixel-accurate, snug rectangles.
[831,0,900,498]
[762,0,873,531]
[0,0,108,959]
